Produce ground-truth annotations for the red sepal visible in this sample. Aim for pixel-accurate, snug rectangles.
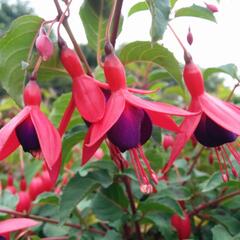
[82,126,105,165]
[30,107,61,169]
[73,75,106,123]
[124,91,195,116]
[0,218,39,234]
[88,91,126,146]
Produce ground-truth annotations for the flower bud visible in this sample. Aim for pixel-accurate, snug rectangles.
[187,27,193,45]
[162,135,174,151]
[204,2,218,13]
[171,212,191,240]
[23,80,41,106]
[35,28,54,61]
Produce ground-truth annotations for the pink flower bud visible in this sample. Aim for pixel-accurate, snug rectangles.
[162,135,174,151]
[205,2,218,13]
[35,28,54,61]
[187,27,193,45]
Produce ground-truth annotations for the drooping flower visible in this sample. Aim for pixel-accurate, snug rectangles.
[0,80,62,184]
[162,52,240,181]
[0,218,39,239]
[83,50,197,193]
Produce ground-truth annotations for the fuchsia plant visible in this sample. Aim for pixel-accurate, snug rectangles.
[1,0,240,238]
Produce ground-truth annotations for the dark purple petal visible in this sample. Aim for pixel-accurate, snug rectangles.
[194,114,237,147]
[140,111,152,145]
[107,104,152,152]
[15,117,40,152]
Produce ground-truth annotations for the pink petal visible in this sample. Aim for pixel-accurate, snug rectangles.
[88,91,126,146]
[199,93,240,135]
[46,154,62,185]
[0,131,19,161]
[124,91,196,116]
[162,114,202,174]
[30,107,61,168]
[0,107,30,153]
[146,111,180,132]
[73,75,106,123]
[0,218,39,234]
[128,87,159,95]
[82,126,104,165]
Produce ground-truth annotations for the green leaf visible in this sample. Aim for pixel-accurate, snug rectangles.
[212,225,233,240]
[200,171,223,192]
[0,190,18,213]
[203,64,239,80]
[34,192,59,205]
[43,223,69,237]
[146,0,170,41]
[49,93,82,129]
[119,41,183,88]
[0,15,42,105]
[210,211,240,235]
[102,230,122,240]
[175,4,217,22]
[0,98,18,111]
[128,2,148,17]
[146,214,176,240]
[59,172,98,223]
[91,184,128,221]
[80,0,123,53]
[62,125,87,163]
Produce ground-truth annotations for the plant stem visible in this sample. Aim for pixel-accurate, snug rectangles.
[0,207,105,236]
[189,190,240,216]
[53,0,93,77]
[187,146,205,175]
[122,176,143,240]
[226,82,240,101]
[110,0,124,48]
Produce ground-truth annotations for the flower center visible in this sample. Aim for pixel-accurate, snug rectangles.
[15,117,40,154]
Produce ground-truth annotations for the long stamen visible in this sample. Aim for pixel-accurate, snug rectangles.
[222,145,238,177]
[227,143,240,165]
[219,146,229,180]
[138,145,158,184]
[215,147,228,182]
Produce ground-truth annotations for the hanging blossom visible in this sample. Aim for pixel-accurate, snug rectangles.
[0,80,62,184]
[83,47,197,194]
[162,52,240,181]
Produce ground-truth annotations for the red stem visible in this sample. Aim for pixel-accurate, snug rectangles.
[189,190,240,216]
[122,176,143,240]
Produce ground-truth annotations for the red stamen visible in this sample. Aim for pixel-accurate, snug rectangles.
[222,145,238,177]
[138,145,158,184]
[227,143,240,165]
[215,147,227,182]
[219,146,229,179]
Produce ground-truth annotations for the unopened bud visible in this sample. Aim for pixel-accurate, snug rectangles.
[232,167,238,177]
[222,173,229,182]
[36,28,54,61]
[205,2,218,13]
[187,27,193,45]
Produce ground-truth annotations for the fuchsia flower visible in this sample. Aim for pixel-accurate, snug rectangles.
[0,218,39,239]
[0,80,61,184]
[162,53,240,181]
[83,51,196,193]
